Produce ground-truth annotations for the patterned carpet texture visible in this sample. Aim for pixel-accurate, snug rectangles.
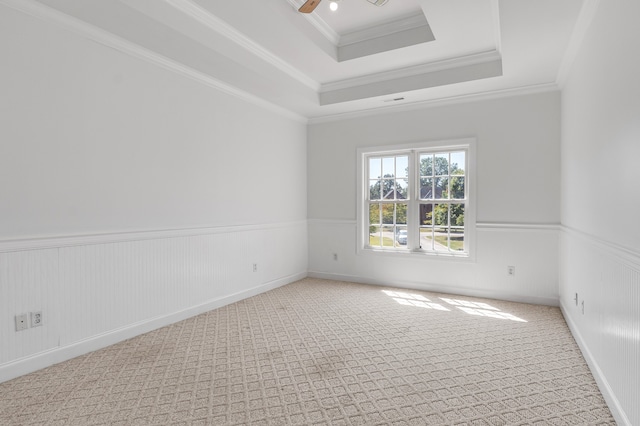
[0,278,615,425]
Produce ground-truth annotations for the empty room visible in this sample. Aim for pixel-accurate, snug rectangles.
[1,0,638,424]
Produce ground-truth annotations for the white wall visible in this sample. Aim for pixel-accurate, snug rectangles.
[560,2,640,425]
[0,5,307,381]
[308,92,561,305]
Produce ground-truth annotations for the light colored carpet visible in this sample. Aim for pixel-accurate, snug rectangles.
[0,278,615,425]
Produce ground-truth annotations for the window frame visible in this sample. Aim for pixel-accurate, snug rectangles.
[356,138,476,261]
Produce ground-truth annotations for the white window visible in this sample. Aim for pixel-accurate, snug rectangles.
[357,139,475,258]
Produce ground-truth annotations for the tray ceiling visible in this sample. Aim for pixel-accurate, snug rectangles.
[6,0,586,121]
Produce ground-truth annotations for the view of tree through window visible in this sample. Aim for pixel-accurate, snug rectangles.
[368,155,408,248]
[365,149,468,254]
[419,152,466,252]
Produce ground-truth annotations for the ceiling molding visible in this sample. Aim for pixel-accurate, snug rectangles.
[556,0,602,88]
[165,0,320,91]
[320,58,502,105]
[322,50,502,93]
[309,82,560,124]
[286,0,340,44]
[337,16,434,62]
[338,13,428,46]
[490,0,502,55]
[0,0,307,123]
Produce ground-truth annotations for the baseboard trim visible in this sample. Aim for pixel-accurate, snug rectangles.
[0,271,307,384]
[560,301,631,426]
[307,271,558,306]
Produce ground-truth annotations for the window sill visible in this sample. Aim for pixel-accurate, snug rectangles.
[358,246,475,262]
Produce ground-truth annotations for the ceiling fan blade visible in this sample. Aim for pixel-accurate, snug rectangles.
[298,0,321,13]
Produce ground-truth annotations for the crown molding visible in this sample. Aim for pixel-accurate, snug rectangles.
[321,50,502,93]
[339,12,428,46]
[165,0,321,92]
[0,0,307,123]
[286,0,341,45]
[556,0,602,88]
[309,82,559,124]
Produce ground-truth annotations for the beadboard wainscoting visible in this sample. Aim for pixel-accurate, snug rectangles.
[0,221,308,383]
[559,227,640,426]
[308,220,559,306]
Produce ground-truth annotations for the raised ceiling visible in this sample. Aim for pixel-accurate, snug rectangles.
[7,0,586,121]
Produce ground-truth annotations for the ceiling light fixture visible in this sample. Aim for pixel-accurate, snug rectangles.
[329,1,339,11]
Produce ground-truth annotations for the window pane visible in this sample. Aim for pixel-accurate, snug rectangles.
[396,156,408,178]
[450,228,465,252]
[450,176,465,199]
[369,204,380,225]
[369,225,381,247]
[420,178,433,199]
[395,225,408,247]
[435,153,449,176]
[420,154,433,176]
[381,179,394,199]
[381,204,394,224]
[434,227,449,252]
[451,203,465,227]
[369,180,381,200]
[382,157,395,177]
[434,204,449,227]
[420,203,433,226]
[420,226,433,251]
[381,226,394,247]
[435,177,449,199]
[369,157,381,179]
[397,179,408,199]
[451,151,465,174]
[396,203,407,225]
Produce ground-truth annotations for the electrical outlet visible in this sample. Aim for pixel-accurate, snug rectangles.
[15,314,29,331]
[31,311,43,327]
[507,266,515,276]
[574,293,578,306]
[253,263,257,272]
[333,253,338,261]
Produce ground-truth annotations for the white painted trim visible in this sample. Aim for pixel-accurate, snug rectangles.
[321,50,501,93]
[556,0,602,88]
[0,271,307,384]
[338,13,428,47]
[561,225,640,269]
[285,0,340,45]
[560,301,632,426]
[0,0,307,124]
[490,0,502,55]
[477,223,561,232]
[307,219,357,226]
[285,1,428,49]
[309,82,560,124]
[308,220,560,232]
[308,271,559,306]
[0,221,308,253]
[165,0,320,92]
